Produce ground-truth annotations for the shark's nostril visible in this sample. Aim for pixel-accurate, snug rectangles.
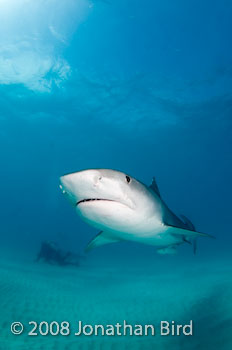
[93,175,102,186]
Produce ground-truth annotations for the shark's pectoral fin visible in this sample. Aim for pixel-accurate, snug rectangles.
[85,231,120,252]
[157,245,178,255]
[166,225,215,239]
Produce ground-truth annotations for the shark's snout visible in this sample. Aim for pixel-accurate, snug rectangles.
[59,170,105,205]
[59,169,136,211]
[59,173,81,206]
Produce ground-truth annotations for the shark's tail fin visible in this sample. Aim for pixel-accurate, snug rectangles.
[193,239,197,255]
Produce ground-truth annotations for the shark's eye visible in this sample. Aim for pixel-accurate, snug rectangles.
[126,175,131,184]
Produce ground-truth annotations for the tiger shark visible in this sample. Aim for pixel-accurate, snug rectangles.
[59,169,212,254]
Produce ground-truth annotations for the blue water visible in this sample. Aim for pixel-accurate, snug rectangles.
[0,1,231,349]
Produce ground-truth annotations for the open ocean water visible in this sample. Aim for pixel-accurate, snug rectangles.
[0,1,231,349]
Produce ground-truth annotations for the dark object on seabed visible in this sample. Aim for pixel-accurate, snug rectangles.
[35,241,81,267]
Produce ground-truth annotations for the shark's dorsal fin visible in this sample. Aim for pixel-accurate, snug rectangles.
[149,177,161,198]
[180,215,196,231]
[85,231,120,252]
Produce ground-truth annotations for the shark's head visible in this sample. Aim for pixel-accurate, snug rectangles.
[59,169,159,233]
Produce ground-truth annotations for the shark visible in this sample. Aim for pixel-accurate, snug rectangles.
[59,169,212,254]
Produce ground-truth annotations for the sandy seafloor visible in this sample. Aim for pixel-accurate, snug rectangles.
[0,253,231,350]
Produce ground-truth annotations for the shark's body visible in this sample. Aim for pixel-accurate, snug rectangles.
[60,169,211,254]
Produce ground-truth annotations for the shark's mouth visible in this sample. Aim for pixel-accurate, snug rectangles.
[76,199,116,206]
